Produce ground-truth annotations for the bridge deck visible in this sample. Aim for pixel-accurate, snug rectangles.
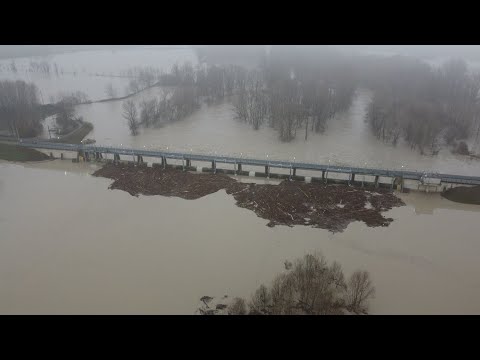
[18,141,480,186]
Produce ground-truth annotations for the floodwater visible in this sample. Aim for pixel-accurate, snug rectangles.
[0,46,197,102]
[1,160,480,314]
[74,87,480,176]
[2,48,480,314]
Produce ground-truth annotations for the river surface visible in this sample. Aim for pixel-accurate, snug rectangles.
[2,48,480,314]
[1,159,480,314]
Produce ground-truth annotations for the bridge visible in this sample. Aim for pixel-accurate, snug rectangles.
[17,140,480,189]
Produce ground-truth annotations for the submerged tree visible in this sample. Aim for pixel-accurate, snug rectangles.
[198,252,375,315]
[0,80,42,137]
[122,100,139,136]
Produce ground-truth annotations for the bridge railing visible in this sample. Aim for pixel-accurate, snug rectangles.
[16,140,480,185]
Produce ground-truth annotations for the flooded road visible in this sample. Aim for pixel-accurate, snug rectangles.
[1,160,480,314]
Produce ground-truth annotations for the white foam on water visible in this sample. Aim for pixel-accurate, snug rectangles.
[196,166,203,173]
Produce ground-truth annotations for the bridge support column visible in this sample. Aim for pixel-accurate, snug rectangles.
[265,165,270,178]
[374,175,379,188]
[293,168,296,177]
[186,159,191,167]
[238,163,242,172]
[351,173,355,183]
[60,153,64,160]
[114,153,120,163]
[322,170,325,181]
[212,160,216,174]
[161,157,167,168]
[137,155,143,164]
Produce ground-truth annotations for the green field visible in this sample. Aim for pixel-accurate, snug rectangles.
[0,143,50,162]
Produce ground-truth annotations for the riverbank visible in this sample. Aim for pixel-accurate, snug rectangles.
[92,163,405,233]
[442,185,480,205]
[0,142,50,162]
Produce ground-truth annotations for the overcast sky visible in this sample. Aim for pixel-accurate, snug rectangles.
[1,45,480,62]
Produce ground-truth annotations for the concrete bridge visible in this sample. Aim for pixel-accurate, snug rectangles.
[18,140,480,191]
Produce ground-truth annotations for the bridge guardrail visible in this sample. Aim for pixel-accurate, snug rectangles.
[16,140,480,185]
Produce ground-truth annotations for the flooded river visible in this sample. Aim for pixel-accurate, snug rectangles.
[1,160,480,314]
[2,47,480,314]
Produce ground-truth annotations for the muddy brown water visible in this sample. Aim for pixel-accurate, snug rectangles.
[2,159,480,314]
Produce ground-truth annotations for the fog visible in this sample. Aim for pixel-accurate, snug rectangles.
[1,45,480,315]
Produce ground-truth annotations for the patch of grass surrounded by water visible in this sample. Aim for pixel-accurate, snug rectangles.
[49,122,93,145]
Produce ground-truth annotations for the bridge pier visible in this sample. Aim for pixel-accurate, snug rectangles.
[161,157,167,168]
[186,159,191,167]
[137,155,143,164]
[322,170,325,182]
[212,160,216,174]
[60,153,64,160]
[265,165,270,178]
[293,168,296,177]
[374,175,379,188]
[351,173,355,183]
[114,153,120,163]
[237,163,242,172]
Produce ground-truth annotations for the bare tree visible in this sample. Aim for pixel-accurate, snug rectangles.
[345,270,375,314]
[228,298,247,315]
[122,100,139,136]
[0,80,42,137]
[197,252,375,315]
[139,98,157,127]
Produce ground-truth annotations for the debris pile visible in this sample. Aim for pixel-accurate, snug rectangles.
[93,163,405,232]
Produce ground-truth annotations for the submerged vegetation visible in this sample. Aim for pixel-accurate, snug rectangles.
[0,80,44,138]
[116,46,480,155]
[197,252,376,315]
[363,57,480,155]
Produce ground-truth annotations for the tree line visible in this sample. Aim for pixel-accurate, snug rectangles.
[0,80,43,137]
[361,56,480,155]
[121,52,357,141]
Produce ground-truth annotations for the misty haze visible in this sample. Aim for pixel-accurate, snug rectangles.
[1,45,480,315]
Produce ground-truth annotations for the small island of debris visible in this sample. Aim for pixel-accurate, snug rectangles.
[93,163,405,233]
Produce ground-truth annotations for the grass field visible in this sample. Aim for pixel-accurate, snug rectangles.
[50,122,93,144]
[0,143,50,162]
